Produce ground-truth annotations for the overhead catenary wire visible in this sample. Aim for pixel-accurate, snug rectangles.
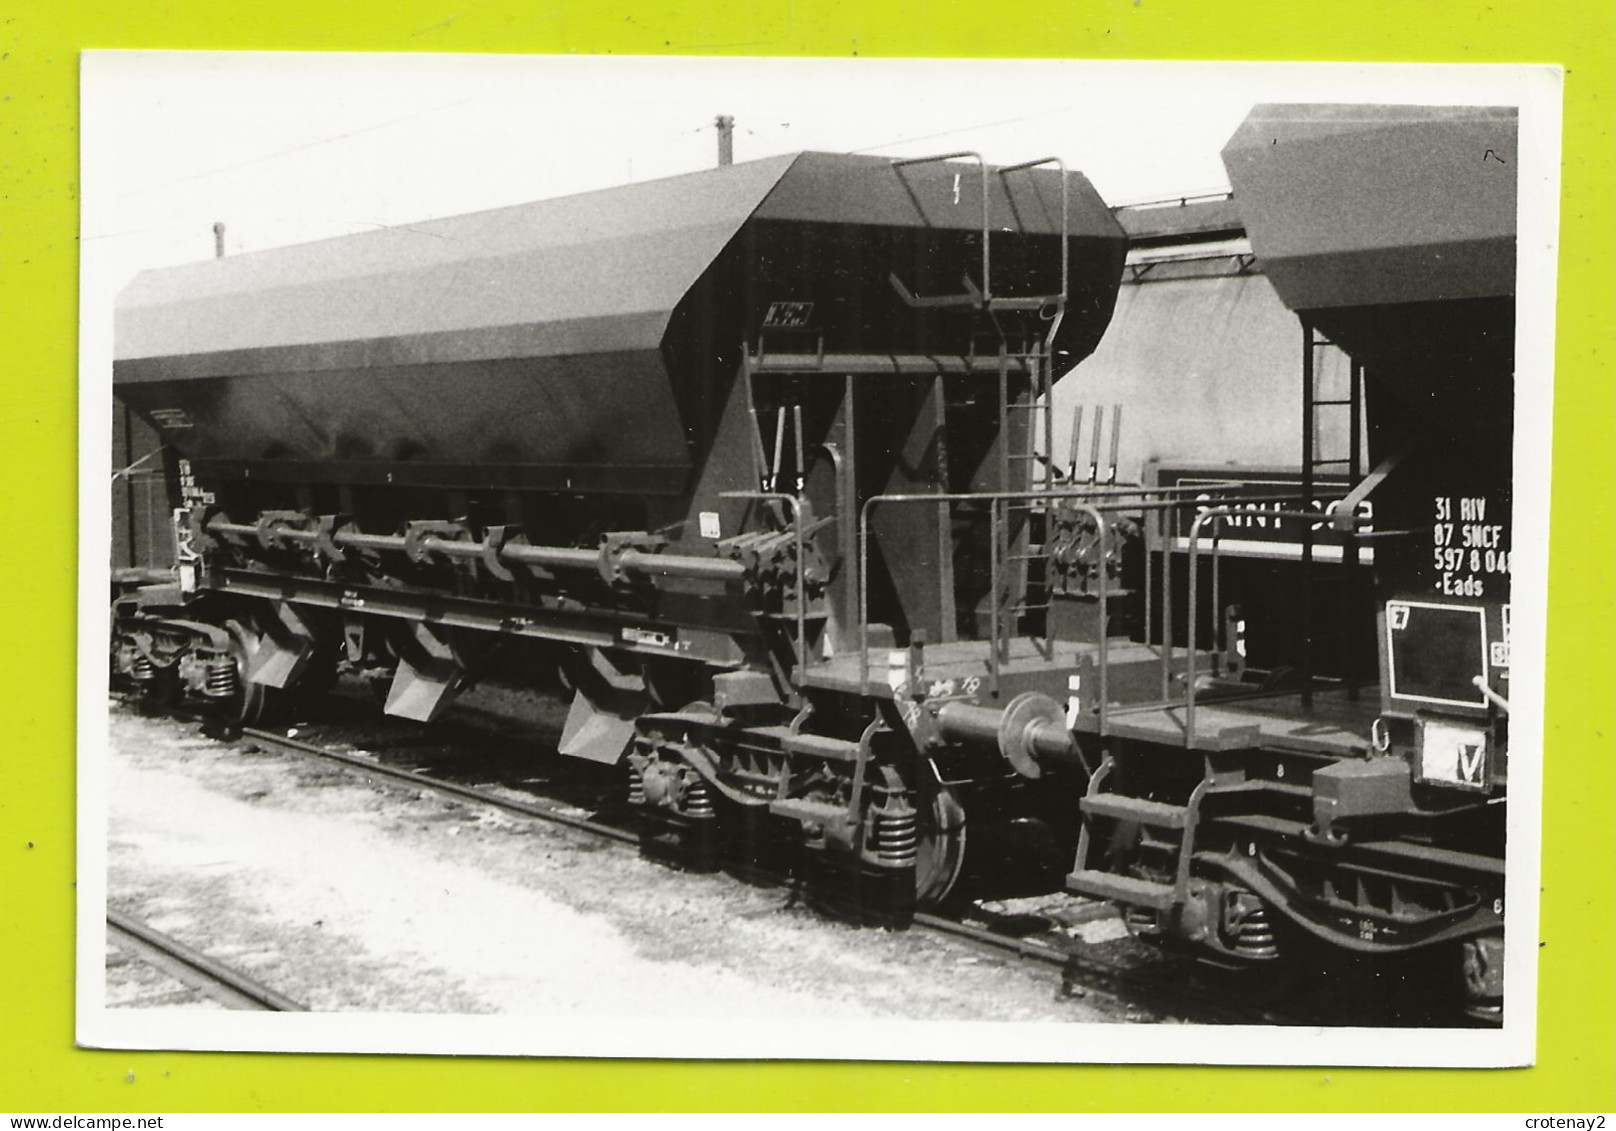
[116,96,481,200]
[849,104,1080,155]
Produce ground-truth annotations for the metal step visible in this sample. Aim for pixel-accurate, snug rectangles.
[1065,869,1177,910]
[1081,793,1190,828]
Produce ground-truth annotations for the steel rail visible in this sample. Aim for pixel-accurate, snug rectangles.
[911,911,1286,1026]
[222,719,1123,996]
[239,721,1274,1022]
[237,725,640,847]
[120,699,1308,1026]
[220,718,1277,1024]
[106,908,308,1012]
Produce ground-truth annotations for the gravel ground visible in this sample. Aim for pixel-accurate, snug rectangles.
[105,707,1138,1023]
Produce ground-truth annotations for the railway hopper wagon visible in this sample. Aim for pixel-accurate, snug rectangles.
[1063,105,1517,1021]
[110,109,1522,1020]
[113,150,1152,922]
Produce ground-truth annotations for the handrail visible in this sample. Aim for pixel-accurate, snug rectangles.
[1111,188,1234,212]
[858,487,1133,720]
[856,483,1308,697]
[891,151,992,303]
[890,151,1073,314]
[111,446,167,484]
[1184,503,1322,743]
[1471,675,1510,714]
[1160,491,1323,700]
[997,156,1070,314]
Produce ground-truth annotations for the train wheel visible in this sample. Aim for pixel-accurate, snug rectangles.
[913,762,968,909]
[133,662,181,716]
[1459,933,1504,1025]
[629,702,723,873]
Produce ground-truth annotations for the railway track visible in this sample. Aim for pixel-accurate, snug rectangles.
[116,695,1465,1026]
[106,907,307,1012]
[163,706,1285,1026]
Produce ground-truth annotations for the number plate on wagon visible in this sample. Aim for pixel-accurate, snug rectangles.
[1417,719,1491,790]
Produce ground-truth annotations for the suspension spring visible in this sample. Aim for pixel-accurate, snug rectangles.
[203,656,239,699]
[1232,903,1279,960]
[626,765,646,806]
[130,656,156,682]
[869,806,918,866]
[680,778,715,819]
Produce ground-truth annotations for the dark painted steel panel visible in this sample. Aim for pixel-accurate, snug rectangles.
[118,350,693,469]
[754,152,1120,239]
[115,151,1126,495]
[1223,105,1516,726]
[1223,105,1516,312]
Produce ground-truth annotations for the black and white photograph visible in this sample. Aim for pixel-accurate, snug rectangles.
[80,53,1560,1064]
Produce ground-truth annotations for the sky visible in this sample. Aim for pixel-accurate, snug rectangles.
[81,53,1545,287]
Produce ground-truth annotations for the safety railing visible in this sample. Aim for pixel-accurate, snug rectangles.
[888,151,1071,314]
[996,156,1071,315]
[856,483,1258,719]
[1181,502,1316,744]
[858,489,1103,713]
[890,152,992,307]
[850,481,1348,739]
[1176,490,1402,741]
[1150,490,1361,704]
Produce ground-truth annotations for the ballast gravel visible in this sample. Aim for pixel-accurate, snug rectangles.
[102,708,1144,1026]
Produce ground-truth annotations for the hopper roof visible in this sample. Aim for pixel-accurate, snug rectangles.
[116,151,1118,381]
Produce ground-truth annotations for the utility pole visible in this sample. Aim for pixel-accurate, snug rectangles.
[213,222,226,259]
[715,115,734,167]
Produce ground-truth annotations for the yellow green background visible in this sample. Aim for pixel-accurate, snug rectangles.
[5,0,1612,1112]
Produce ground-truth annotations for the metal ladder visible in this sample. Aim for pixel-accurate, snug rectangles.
[992,341,1057,659]
[1299,319,1365,707]
[885,151,1071,668]
[1066,753,1209,913]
